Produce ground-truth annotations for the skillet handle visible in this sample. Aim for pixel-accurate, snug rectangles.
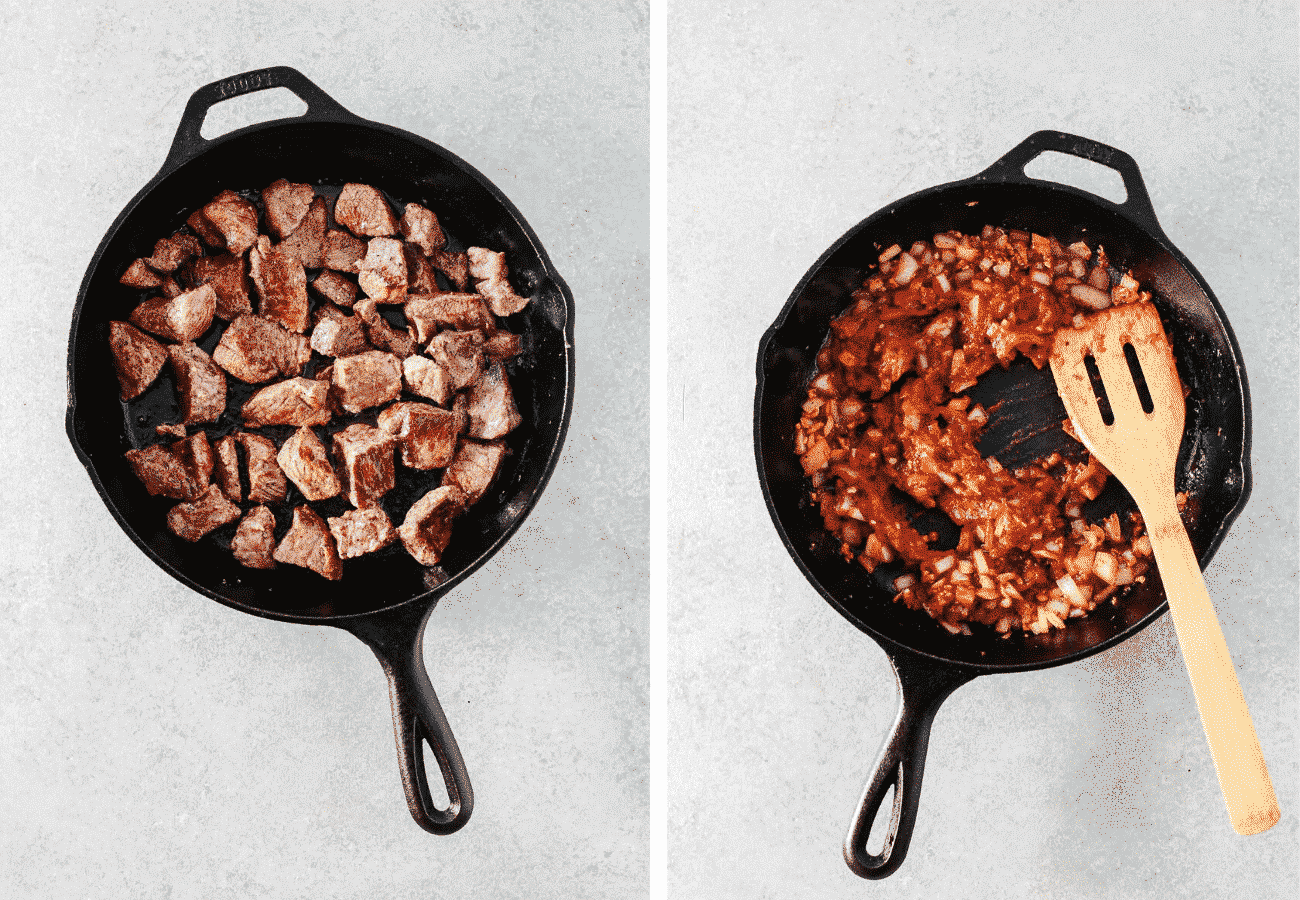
[163,66,356,171]
[844,653,974,879]
[977,130,1166,237]
[344,600,475,835]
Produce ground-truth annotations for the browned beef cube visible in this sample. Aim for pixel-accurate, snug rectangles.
[357,237,407,303]
[353,300,416,358]
[261,179,316,240]
[484,330,523,361]
[109,320,168,400]
[277,425,341,501]
[332,423,397,507]
[120,259,162,289]
[237,433,288,503]
[201,190,259,255]
[312,269,358,308]
[178,431,214,488]
[155,423,187,439]
[331,350,402,413]
[402,354,452,405]
[427,330,485,391]
[377,402,464,470]
[404,293,495,343]
[160,276,185,299]
[397,486,465,566]
[213,435,241,502]
[467,247,529,317]
[187,206,228,249]
[462,363,521,439]
[323,228,367,273]
[430,249,470,290]
[404,244,439,294]
[166,484,241,542]
[146,233,203,273]
[213,314,312,383]
[278,196,327,269]
[310,314,370,358]
[250,236,309,333]
[442,439,507,504]
[328,506,397,559]
[167,342,226,425]
[241,377,332,427]
[335,183,398,237]
[231,506,276,569]
[129,283,217,342]
[273,505,342,580]
[398,202,447,255]
[125,444,200,500]
[187,252,253,320]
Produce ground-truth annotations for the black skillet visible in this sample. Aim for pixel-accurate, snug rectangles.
[65,67,575,834]
[755,131,1250,878]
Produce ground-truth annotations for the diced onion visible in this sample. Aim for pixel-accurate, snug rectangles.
[894,574,916,591]
[879,244,902,263]
[1057,574,1087,608]
[934,554,955,574]
[1070,283,1112,310]
[1032,270,1052,285]
[895,253,919,286]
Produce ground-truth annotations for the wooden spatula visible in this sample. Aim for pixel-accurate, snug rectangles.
[1049,301,1279,835]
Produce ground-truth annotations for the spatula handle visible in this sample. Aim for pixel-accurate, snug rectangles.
[1141,493,1279,835]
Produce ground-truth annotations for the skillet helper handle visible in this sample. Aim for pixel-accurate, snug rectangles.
[844,655,974,879]
[347,603,474,835]
[163,66,354,170]
[1137,490,1280,835]
[979,130,1166,237]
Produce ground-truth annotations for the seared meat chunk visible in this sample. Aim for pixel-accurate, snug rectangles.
[353,299,416,358]
[273,505,342,580]
[213,314,312,383]
[213,435,241,502]
[312,269,358,308]
[443,439,507,504]
[398,202,446,255]
[160,276,185,299]
[200,190,259,255]
[166,484,241,542]
[332,423,397,507]
[377,402,464,470]
[155,423,187,439]
[167,342,226,424]
[323,228,367,273]
[120,258,162,288]
[405,293,494,343]
[109,320,168,400]
[398,486,465,566]
[310,313,370,358]
[187,206,227,249]
[231,506,276,569]
[461,362,521,439]
[404,244,439,294]
[332,350,402,413]
[237,433,288,503]
[124,432,211,501]
[402,354,452,405]
[357,236,407,303]
[484,330,523,361]
[187,252,253,320]
[242,377,332,427]
[335,183,398,237]
[427,330,485,391]
[467,247,529,316]
[328,506,397,559]
[430,249,469,290]
[277,425,342,501]
[278,196,327,269]
[146,232,203,273]
[261,179,316,240]
[178,431,214,489]
[250,236,309,333]
[129,283,217,342]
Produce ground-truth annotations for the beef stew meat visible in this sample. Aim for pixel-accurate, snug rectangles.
[112,179,530,577]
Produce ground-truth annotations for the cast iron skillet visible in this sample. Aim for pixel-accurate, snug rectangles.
[755,131,1250,878]
[65,67,575,835]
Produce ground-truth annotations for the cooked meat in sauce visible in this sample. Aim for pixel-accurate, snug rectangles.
[796,226,1156,636]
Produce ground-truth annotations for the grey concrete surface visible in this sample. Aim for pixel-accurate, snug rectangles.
[0,3,647,898]
[668,2,1297,898]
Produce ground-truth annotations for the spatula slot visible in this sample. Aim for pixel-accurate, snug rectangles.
[1082,352,1114,426]
[1122,342,1155,414]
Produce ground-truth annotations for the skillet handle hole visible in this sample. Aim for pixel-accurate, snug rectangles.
[865,782,896,857]
[199,88,308,141]
[1024,151,1128,206]
[419,733,453,813]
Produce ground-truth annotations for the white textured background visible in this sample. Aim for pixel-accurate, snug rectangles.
[0,2,647,898]
[668,1,1297,898]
